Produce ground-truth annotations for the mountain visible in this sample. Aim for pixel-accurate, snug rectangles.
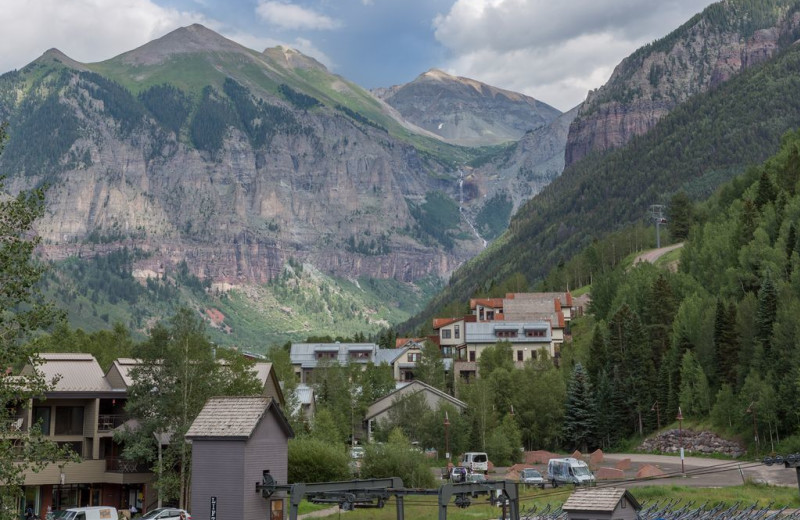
[1,24,488,287]
[374,69,561,147]
[402,18,800,333]
[0,25,581,346]
[564,0,800,167]
[453,107,580,240]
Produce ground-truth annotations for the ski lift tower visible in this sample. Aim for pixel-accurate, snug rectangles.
[649,204,666,248]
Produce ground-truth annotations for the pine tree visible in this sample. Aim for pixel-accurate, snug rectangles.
[756,271,778,365]
[668,191,694,240]
[642,274,677,365]
[713,299,739,386]
[562,363,597,452]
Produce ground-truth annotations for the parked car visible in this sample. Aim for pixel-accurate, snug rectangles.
[450,466,468,483]
[547,457,596,487]
[140,508,191,520]
[459,452,489,474]
[519,468,546,489]
[51,507,118,520]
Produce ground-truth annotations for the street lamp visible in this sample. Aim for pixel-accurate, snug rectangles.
[676,407,684,474]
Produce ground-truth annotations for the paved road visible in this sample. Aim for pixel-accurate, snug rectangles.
[600,453,798,489]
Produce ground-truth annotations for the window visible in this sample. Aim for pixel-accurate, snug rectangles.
[441,329,452,339]
[454,325,460,339]
[469,351,476,362]
[55,407,84,435]
[407,353,420,362]
[517,351,523,362]
[33,406,51,435]
[495,330,517,338]
[525,329,546,337]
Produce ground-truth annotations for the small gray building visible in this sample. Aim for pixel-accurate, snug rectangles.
[562,487,641,520]
[186,397,294,520]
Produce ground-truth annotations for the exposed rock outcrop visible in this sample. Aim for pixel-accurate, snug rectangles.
[638,429,745,457]
[565,4,800,166]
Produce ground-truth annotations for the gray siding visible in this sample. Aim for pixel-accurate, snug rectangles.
[244,410,289,520]
[190,440,246,520]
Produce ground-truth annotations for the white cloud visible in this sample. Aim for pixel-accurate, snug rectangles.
[0,0,211,72]
[256,1,340,30]
[433,0,714,110]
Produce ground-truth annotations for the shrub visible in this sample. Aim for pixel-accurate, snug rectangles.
[359,429,437,488]
[288,437,350,483]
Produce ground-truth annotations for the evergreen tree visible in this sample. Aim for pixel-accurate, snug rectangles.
[668,191,694,240]
[562,363,598,452]
[642,274,677,365]
[755,271,778,366]
[586,322,609,383]
[713,299,739,387]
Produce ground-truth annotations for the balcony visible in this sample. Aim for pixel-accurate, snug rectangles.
[105,457,150,473]
[98,414,128,432]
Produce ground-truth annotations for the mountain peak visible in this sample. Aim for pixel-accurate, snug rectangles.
[262,45,329,73]
[112,24,250,66]
[421,68,454,81]
[29,48,88,71]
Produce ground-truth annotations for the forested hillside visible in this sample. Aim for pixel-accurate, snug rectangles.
[402,40,800,333]
[563,128,800,451]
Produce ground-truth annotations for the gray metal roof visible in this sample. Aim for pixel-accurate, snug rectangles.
[465,321,551,344]
[29,353,114,393]
[290,343,379,369]
[562,488,641,512]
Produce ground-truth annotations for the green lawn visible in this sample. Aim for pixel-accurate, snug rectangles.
[300,483,800,519]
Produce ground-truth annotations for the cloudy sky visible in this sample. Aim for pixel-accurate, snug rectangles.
[0,0,717,111]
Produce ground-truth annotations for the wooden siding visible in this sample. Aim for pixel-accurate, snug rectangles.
[190,441,246,520]
[244,410,289,520]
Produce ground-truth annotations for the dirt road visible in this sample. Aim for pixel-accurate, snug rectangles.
[633,243,684,265]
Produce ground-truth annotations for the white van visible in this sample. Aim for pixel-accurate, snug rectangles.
[547,457,595,486]
[459,452,489,474]
[58,507,118,520]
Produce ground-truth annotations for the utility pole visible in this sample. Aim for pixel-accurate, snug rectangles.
[677,407,684,474]
[444,411,450,466]
[649,204,666,248]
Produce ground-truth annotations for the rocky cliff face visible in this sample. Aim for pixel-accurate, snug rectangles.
[0,27,485,288]
[565,2,800,166]
[374,69,561,147]
[466,105,579,215]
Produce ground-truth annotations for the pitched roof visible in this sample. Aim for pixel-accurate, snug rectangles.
[28,353,114,393]
[469,298,504,309]
[108,358,140,388]
[432,317,463,329]
[365,380,467,421]
[185,396,293,440]
[562,488,641,512]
